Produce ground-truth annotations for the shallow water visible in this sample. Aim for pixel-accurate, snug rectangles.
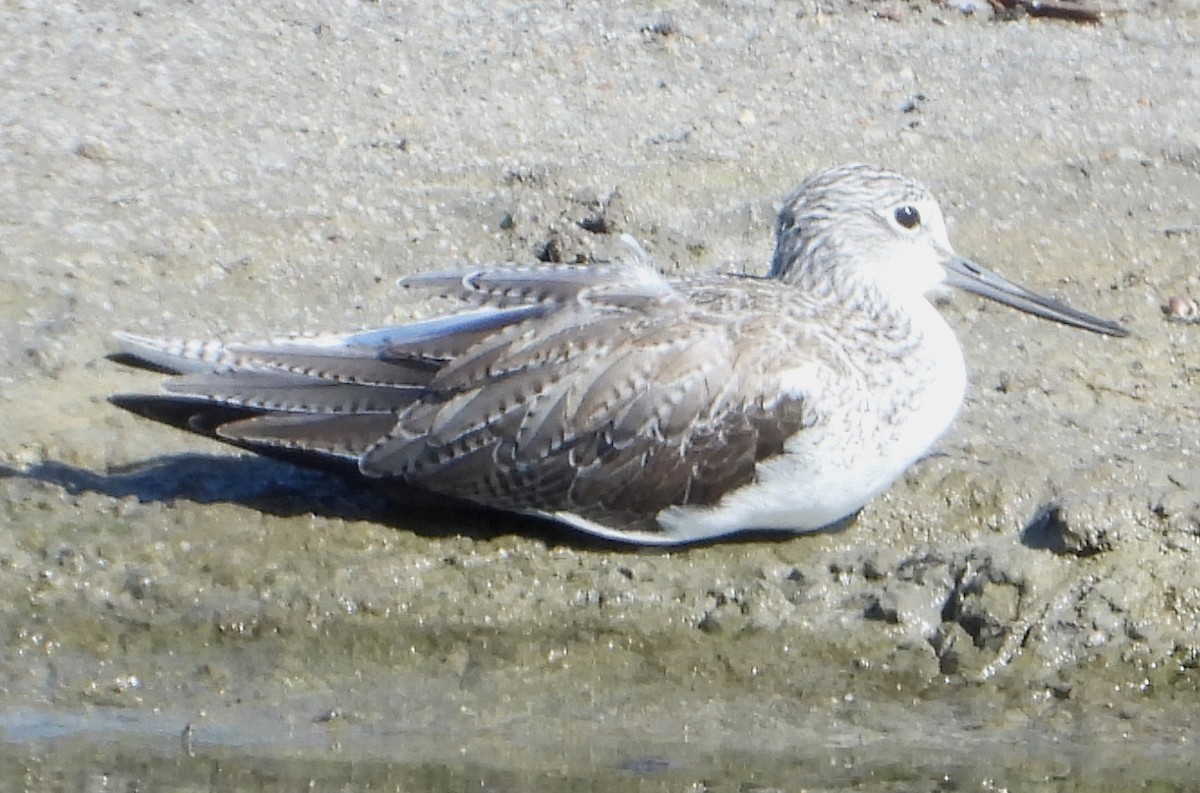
[2,704,1197,792]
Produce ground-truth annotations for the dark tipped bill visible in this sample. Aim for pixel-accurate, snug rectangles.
[942,255,1127,337]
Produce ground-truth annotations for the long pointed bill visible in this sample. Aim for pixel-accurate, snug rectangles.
[942,255,1128,337]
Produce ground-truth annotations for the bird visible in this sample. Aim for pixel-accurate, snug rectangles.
[109,164,1127,545]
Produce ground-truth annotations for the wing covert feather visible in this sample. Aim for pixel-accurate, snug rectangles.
[114,265,829,541]
[359,278,823,538]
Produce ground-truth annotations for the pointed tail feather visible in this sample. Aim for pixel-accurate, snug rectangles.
[217,412,399,458]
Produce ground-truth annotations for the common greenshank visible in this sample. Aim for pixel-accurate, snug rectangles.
[111,164,1126,544]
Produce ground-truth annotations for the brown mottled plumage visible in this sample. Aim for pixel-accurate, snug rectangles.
[110,165,1125,544]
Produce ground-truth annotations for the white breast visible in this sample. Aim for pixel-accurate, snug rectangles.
[656,300,966,544]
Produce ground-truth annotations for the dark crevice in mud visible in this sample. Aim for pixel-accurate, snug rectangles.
[1020,502,1106,557]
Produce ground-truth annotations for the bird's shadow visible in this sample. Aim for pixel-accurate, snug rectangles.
[4,455,802,551]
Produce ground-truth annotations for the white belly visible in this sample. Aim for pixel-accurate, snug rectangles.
[656,309,967,543]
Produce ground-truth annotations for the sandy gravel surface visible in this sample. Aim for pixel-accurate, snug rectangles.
[1,0,1198,788]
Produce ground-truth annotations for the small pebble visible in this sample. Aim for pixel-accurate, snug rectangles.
[1164,296,1198,323]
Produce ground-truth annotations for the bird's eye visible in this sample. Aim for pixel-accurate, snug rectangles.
[894,205,921,230]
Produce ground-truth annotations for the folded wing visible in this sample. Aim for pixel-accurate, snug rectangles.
[112,263,816,543]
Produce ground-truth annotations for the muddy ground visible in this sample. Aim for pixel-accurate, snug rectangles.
[0,1,1198,789]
